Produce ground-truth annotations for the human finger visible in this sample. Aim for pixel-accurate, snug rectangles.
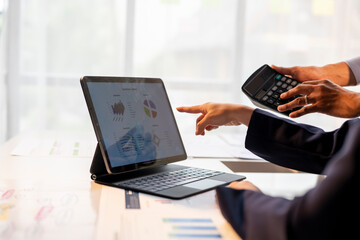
[280,84,313,100]
[271,65,294,77]
[228,181,261,192]
[205,125,219,131]
[176,105,205,114]
[288,104,318,118]
[278,95,310,112]
[196,115,211,135]
[196,114,205,124]
[228,181,243,189]
[194,115,207,135]
[301,79,332,85]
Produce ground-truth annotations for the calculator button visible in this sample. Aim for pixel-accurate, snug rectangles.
[281,77,287,82]
[281,83,288,89]
[267,98,274,104]
[262,96,269,102]
[275,74,282,80]
[291,81,298,86]
[276,81,282,87]
[286,79,292,84]
[271,86,278,91]
[273,93,279,99]
[277,89,285,94]
[286,86,293,91]
[267,90,274,96]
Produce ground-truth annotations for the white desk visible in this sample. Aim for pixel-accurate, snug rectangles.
[0,132,318,240]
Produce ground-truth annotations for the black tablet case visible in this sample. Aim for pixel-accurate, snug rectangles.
[90,143,109,180]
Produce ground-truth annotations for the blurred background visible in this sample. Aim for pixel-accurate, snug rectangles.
[0,0,359,143]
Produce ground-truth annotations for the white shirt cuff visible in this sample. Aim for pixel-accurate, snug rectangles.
[346,57,360,85]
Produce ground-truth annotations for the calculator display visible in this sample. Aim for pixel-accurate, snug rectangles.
[243,76,265,94]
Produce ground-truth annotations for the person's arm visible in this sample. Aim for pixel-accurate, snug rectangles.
[176,103,254,135]
[217,115,360,240]
[277,79,360,118]
[178,104,345,173]
[273,61,360,118]
[246,108,349,173]
[272,61,356,86]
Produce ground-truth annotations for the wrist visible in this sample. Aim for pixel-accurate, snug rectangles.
[353,93,360,117]
[342,91,360,118]
[233,105,254,126]
[322,62,355,86]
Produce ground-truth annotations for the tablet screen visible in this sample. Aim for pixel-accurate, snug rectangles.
[83,77,186,172]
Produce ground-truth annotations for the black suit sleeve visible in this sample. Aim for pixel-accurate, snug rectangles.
[217,109,360,240]
[245,109,348,174]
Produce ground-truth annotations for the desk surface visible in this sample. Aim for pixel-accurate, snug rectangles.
[0,132,318,240]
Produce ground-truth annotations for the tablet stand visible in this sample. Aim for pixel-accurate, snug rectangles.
[90,144,110,180]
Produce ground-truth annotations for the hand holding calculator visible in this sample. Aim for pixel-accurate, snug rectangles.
[242,64,302,116]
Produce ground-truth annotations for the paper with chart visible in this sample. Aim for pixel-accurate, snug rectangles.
[183,134,261,159]
[96,186,241,240]
[0,180,97,240]
[11,133,97,158]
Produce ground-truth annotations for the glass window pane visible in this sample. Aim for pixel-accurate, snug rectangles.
[20,0,127,76]
[133,0,237,83]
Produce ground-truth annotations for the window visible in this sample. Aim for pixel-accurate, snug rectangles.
[0,0,6,142]
[2,0,360,141]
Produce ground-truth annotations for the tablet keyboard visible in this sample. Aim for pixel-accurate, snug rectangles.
[118,167,223,192]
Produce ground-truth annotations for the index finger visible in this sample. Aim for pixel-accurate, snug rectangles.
[280,84,313,99]
[176,105,205,114]
[301,79,331,85]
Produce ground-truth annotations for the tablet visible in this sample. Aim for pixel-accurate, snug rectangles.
[80,76,187,174]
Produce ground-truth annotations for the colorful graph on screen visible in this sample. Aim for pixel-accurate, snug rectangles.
[111,100,125,121]
[143,99,157,118]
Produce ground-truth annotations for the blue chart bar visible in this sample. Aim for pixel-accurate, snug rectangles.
[173,226,217,230]
[164,218,222,239]
[163,218,213,223]
[169,234,222,238]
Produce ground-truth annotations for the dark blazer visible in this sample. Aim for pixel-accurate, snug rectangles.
[216,109,360,240]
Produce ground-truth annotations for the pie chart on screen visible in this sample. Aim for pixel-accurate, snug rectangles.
[143,99,157,118]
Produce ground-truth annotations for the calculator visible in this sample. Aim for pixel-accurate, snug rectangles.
[242,64,301,116]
